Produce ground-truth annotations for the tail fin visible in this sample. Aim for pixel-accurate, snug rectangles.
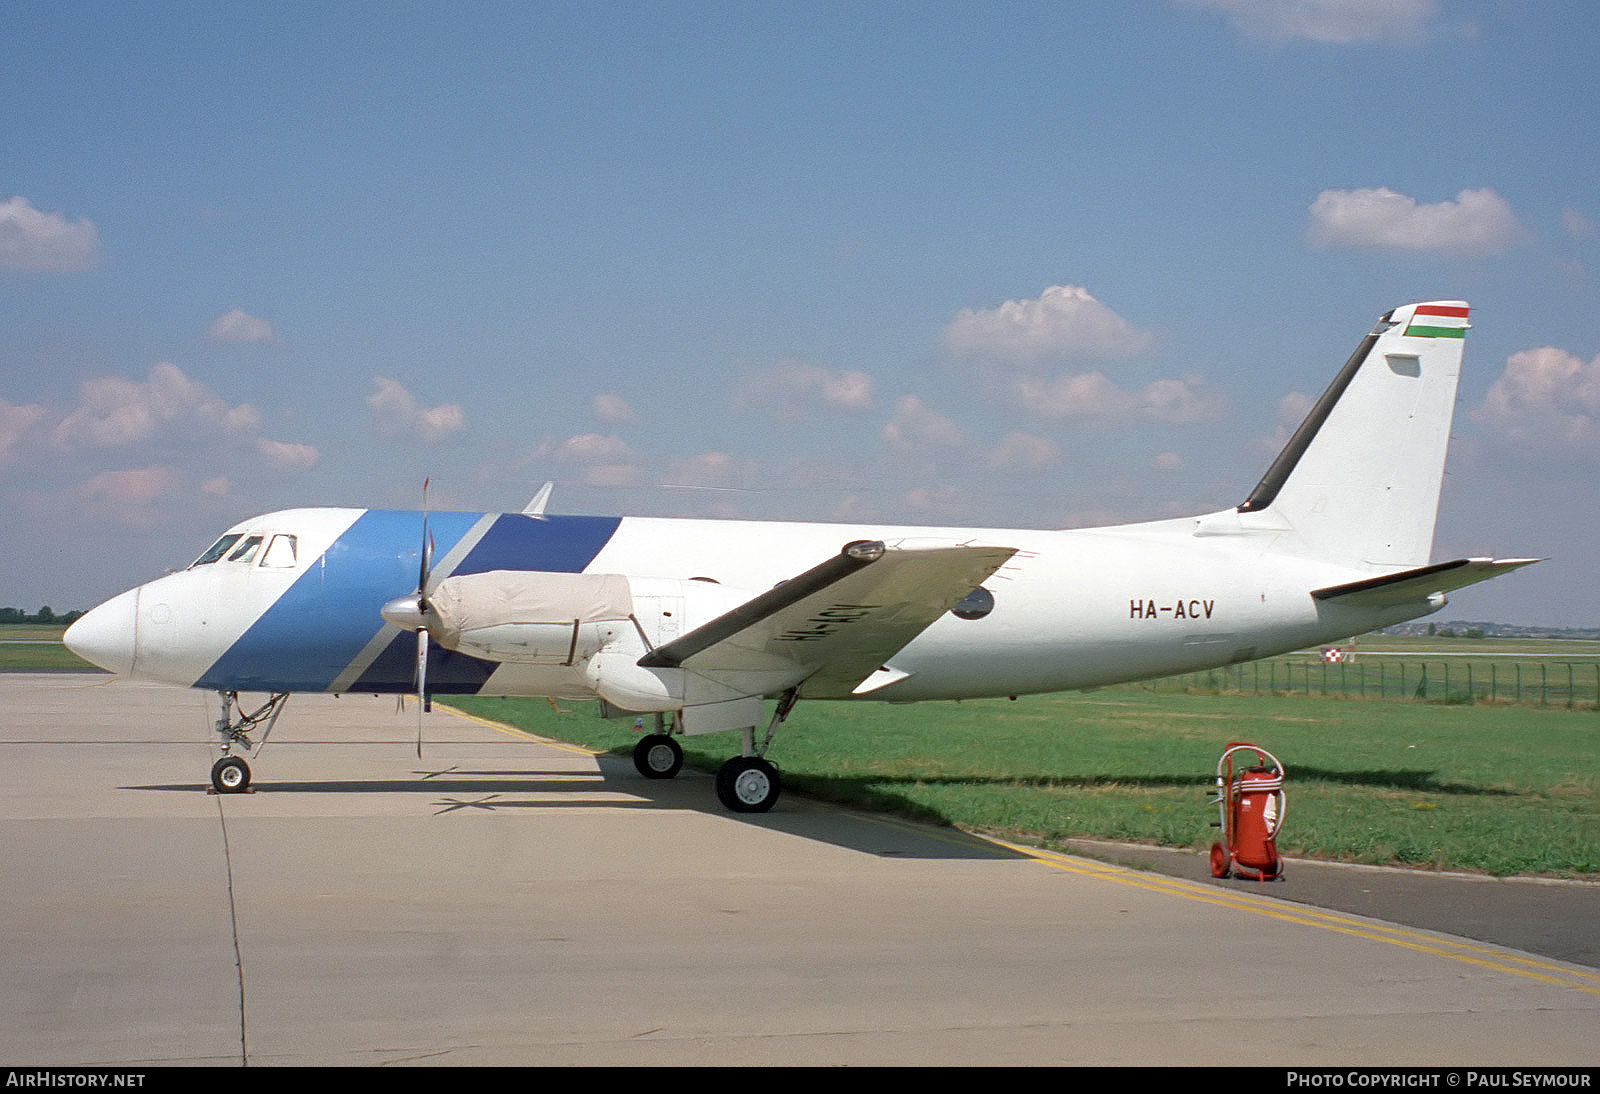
[1238,302,1469,569]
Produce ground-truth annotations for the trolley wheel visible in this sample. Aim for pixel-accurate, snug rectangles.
[1209,841,1232,879]
[211,755,251,794]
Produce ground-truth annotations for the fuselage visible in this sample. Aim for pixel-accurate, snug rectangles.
[65,505,1425,704]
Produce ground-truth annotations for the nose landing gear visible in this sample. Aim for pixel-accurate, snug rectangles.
[209,691,289,794]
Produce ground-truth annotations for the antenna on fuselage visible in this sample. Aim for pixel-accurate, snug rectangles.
[523,481,554,518]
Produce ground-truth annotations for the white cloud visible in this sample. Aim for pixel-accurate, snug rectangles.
[984,432,1063,472]
[549,432,636,464]
[0,400,45,461]
[538,432,643,488]
[1009,371,1224,424]
[1251,389,1317,460]
[592,392,638,424]
[0,196,101,273]
[942,285,1154,363]
[1277,390,1315,424]
[52,362,262,452]
[1471,347,1600,454]
[820,370,873,412]
[663,451,749,493]
[254,438,320,470]
[900,484,974,519]
[1307,187,1523,255]
[945,287,1222,429]
[71,467,182,526]
[208,309,275,344]
[881,395,967,452]
[1140,376,1227,424]
[28,363,319,517]
[1182,0,1440,45]
[1562,207,1596,241]
[735,360,875,420]
[367,378,466,443]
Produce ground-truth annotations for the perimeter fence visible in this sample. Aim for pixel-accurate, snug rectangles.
[1140,653,1600,709]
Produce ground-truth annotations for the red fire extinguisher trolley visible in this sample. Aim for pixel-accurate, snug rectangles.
[1208,742,1286,881]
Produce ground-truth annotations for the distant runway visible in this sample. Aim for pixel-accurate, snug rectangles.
[1,674,1595,1066]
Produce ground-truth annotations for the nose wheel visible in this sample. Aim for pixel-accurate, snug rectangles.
[210,755,252,794]
[209,690,287,795]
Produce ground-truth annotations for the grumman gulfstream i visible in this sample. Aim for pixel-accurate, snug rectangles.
[65,301,1536,812]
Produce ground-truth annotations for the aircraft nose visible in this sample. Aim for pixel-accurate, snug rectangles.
[64,589,139,676]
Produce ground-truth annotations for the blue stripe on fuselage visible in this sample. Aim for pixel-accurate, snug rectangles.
[196,510,622,693]
[346,513,624,694]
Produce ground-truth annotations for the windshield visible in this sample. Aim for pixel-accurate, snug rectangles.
[190,531,303,570]
[191,534,243,567]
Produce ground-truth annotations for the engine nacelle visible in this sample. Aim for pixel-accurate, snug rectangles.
[422,570,637,665]
[421,570,765,705]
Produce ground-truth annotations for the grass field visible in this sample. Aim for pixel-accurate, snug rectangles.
[1148,636,1600,707]
[0,625,94,671]
[10,625,1594,876]
[449,687,1598,878]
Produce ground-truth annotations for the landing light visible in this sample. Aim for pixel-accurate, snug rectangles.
[843,540,886,562]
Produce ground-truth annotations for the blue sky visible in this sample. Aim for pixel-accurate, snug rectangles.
[3,0,1597,626]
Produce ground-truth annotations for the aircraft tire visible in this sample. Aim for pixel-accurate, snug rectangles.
[211,755,251,795]
[633,734,683,779]
[715,756,780,813]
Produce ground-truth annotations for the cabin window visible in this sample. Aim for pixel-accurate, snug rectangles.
[227,536,264,564]
[192,534,243,567]
[259,534,299,568]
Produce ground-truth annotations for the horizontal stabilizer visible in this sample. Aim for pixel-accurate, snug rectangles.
[639,539,1016,698]
[1312,557,1540,608]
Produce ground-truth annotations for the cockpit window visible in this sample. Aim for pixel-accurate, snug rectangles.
[192,534,243,567]
[227,536,264,563]
[259,534,298,568]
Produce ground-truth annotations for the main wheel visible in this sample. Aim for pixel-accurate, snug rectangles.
[211,755,251,794]
[715,756,781,813]
[632,734,683,779]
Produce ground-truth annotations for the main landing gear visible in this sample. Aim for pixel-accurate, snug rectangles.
[716,754,780,813]
[629,692,798,814]
[209,691,289,794]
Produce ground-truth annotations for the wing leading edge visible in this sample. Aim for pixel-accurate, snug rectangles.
[639,539,1018,699]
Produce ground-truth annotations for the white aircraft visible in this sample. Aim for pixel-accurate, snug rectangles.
[65,301,1536,812]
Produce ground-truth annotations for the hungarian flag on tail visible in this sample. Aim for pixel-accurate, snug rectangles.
[1404,303,1469,338]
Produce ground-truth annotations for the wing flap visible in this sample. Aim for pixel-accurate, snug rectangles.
[639,539,1017,697]
[1312,557,1540,608]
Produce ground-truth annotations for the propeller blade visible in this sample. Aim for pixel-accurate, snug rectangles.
[416,626,430,758]
[418,478,434,603]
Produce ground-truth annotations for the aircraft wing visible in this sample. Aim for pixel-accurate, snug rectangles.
[1311,557,1540,608]
[638,539,1017,698]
